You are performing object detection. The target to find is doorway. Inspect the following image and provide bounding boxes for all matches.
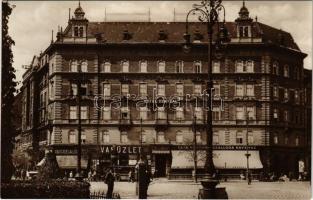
[154,154,167,177]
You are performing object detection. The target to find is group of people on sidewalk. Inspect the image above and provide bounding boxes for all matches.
[103,159,153,199]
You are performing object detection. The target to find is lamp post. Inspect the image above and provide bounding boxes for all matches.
[193,116,198,183]
[184,0,229,198]
[246,110,251,185]
[69,67,91,181]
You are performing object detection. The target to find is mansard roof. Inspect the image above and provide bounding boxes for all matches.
[61,21,300,51]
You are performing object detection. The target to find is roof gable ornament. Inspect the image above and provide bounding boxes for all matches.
[74,0,85,20]
[235,0,253,23]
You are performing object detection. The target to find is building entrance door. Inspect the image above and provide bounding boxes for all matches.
[154,154,167,177]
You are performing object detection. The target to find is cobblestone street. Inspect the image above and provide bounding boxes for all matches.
[90,179,311,199]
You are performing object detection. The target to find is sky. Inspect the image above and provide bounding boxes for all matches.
[8,1,312,89]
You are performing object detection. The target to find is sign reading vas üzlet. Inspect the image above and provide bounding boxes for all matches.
[100,145,142,154]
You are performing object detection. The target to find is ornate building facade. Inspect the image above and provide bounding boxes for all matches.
[20,3,310,178]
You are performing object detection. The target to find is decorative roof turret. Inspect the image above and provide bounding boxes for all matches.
[235,1,253,23]
[74,1,85,20]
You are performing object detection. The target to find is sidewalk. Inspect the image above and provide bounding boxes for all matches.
[90,179,311,199]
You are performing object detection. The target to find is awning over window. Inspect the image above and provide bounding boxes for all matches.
[171,150,263,169]
[213,150,263,169]
[56,155,88,169]
[171,150,205,169]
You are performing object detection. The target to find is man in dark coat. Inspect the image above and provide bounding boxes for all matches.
[105,168,115,199]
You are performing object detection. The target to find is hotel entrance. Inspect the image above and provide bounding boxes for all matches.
[154,154,168,177]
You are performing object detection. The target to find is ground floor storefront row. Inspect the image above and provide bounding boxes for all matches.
[40,144,308,180]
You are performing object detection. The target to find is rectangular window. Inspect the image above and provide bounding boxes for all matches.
[194,84,202,95]
[246,84,254,96]
[157,84,165,96]
[81,106,88,119]
[212,61,220,73]
[213,84,220,96]
[80,84,87,96]
[102,130,110,143]
[212,107,220,121]
[141,132,146,143]
[122,61,129,72]
[195,132,201,143]
[236,131,243,144]
[235,61,244,73]
[121,107,129,119]
[284,88,289,100]
[236,84,244,96]
[194,62,202,73]
[246,61,254,72]
[74,27,79,37]
[70,60,78,72]
[284,110,289,122]
[176,107,184,120]
[81,61,88,72]
[69,131,76,143]
[70,106,77,119]
[103,62,111,72]
[248,131,254,144]
[195,107,203,120]
[139,107,148,120]
[121,131,128,143]
[236,107,244,120]
[139,83,147,96]
[273,108,278,119]
[103,107,111,120]
[103,83,111,97]
[284,65,289,77]
[140,61,147,72]
[176,132,183,143]
[157,107,166,119]
[158,61,165,73]
[71,84,78,96]
[295,90,299,103]
[273,62,279,75]
[176,83,184,96]
[274,136,278,144]
[157,132,165,143]
[176,61,184,73]
[247,106,255,120]
[121,84,129,95]
[213,132,219,144]
[81,131,86,144]
[273,86,278,98]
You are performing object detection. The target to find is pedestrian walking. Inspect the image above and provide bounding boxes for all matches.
[105,168,115,199]
[129,169,134,182]
[144,169,152,197]
[21,169,26,180]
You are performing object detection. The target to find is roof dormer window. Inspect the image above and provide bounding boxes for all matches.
[73,26,84,37]
[238,26,250,38]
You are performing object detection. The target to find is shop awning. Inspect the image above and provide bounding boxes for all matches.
[213,150,263,169]
[171,150,263,169]
[56,155,88,169]
[171,151,205,169]
[36,158,46,167]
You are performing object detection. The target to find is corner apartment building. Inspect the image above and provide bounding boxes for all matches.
[20,3,310,178]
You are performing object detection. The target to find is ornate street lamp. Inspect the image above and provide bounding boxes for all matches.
[184,0,229,198]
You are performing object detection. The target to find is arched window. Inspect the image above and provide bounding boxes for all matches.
[273,135,278,144]
[212,61,220,73]
[175,61,184,73]
[273,62,279,75]
[194,61,202,73]
[102,61,111,72]
[158,61,166,73]
[157,131,165,143]
[70,60,78,72]
[121,131,128,143]
[284,65,289,77]
[121,60,129,72]
[246,60,254,72]
[235,60,244,73]
[81,60,88,72]
[139,60,147,73]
